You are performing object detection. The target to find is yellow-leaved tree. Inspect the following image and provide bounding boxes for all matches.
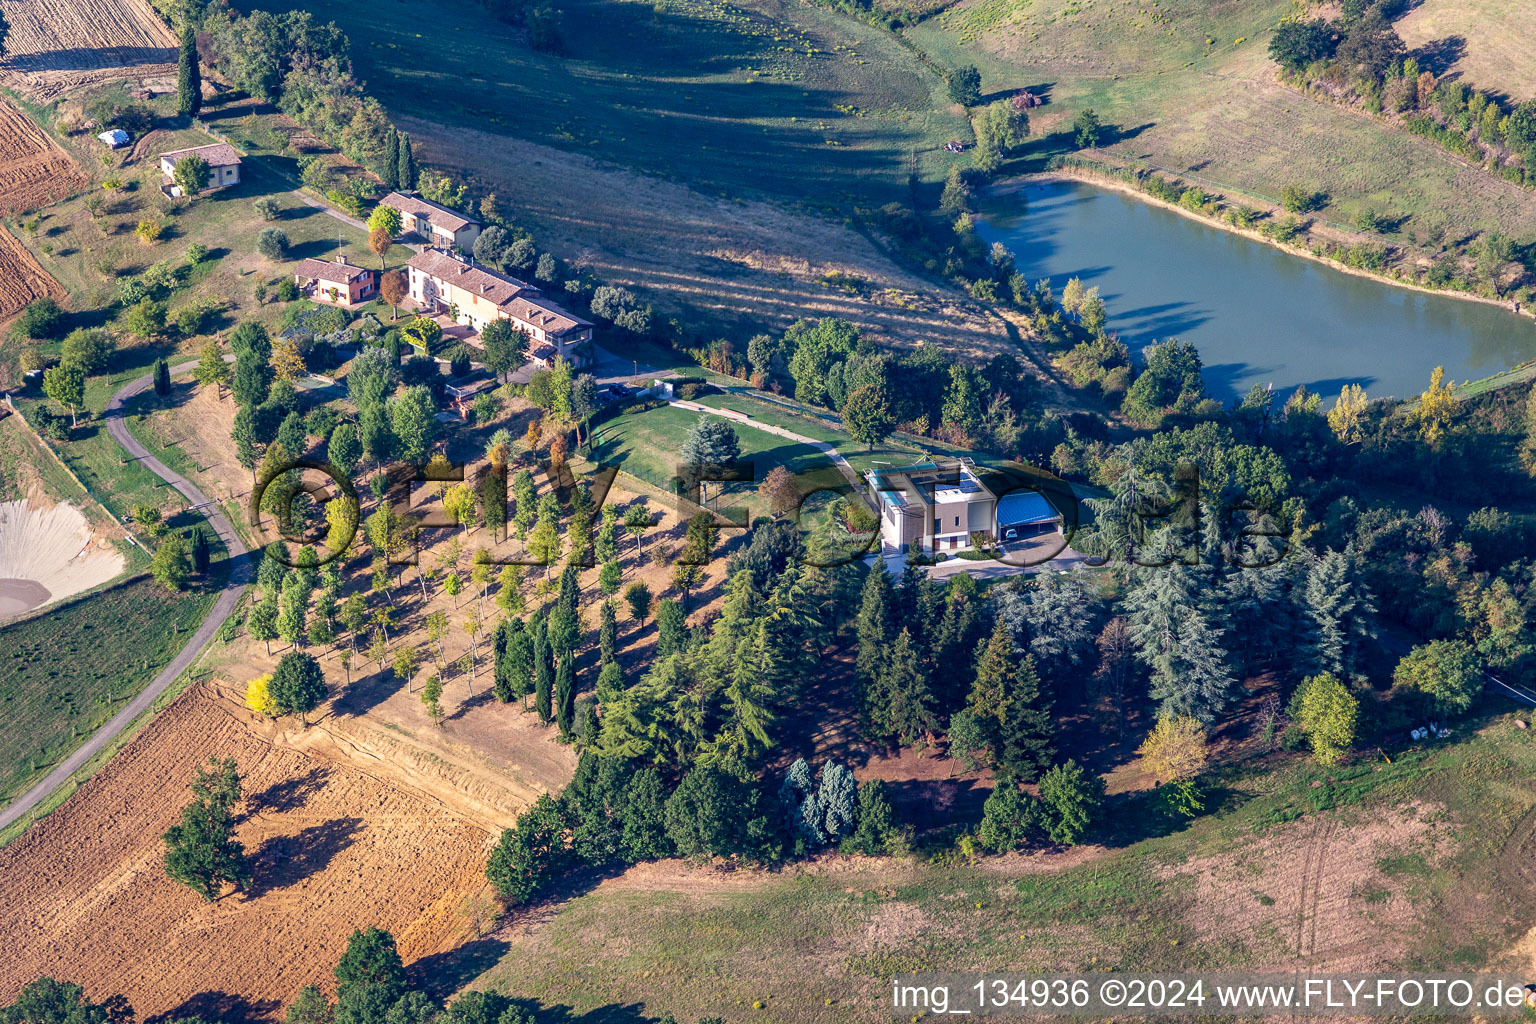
[1326,384,1369,445]
[1414,366,1456,448]
[1136,715,1209,785]
[244,673,276,718]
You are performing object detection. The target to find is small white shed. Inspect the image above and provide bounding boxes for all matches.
[97,129,131,148]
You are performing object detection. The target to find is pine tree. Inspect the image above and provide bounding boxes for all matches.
[176,20,202,118]
[872,628,938,747]
[969,617,1055,780]
[1300,548,1376,679]
[854,564,893,721]
[1149,609,1235,724]
[383,129,401,190]
[399,134,417,191]
[555,655,576,736]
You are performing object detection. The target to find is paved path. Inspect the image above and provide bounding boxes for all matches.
[0,361,250,833]
[670,399,862,489]
[291,188,368,233]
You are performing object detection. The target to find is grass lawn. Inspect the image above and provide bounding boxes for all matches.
[475,707,1536,1022]
[905,0,1536,242]
[589,402,846,518]
[0,568,223,809]
[244,0,970,207]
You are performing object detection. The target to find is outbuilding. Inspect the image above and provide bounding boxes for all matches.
[994,490,1063,542]
[96,129,131,148]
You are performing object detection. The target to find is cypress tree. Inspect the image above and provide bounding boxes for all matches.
[533,614,554,723]
[177,20,202,119]
[555,655,576,736]
[399,134,417,191]
[383,129,400,190]
[599,599,617,664]
[153,357,172,396]
[190,527,211,573]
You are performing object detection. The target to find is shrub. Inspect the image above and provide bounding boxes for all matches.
[10,297,63,340]
[275,278,300,301]
[253,197,281,221]
[256,227,290,260]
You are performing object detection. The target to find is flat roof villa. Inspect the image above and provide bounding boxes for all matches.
[866,459,1063,555]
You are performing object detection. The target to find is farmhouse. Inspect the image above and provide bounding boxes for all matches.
[381,192,483,251]
[406,248,595,367]
[158,143,242,196]
[294,255,379,307]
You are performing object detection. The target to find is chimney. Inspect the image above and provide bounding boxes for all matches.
[336,254,347,265]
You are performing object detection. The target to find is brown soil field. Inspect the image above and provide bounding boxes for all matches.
[398,116,1014,359]
[0,0,178,100]
[0,683,497,1021]
[0,225,67,320]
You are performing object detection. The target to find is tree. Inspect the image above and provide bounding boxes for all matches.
[976,779,1037,852]
[486,793,566,904]
[973,99,1029,172]
[392,645,420,691]
[421,674,444,725]
[842,779,902,856]
[1335,7,1404,82]
[270,651,327,725]
[1300,549,1375,679]
[248,600,279,655]
[335,927,406,1006]
[1137,715,1209,784]
[163,775,251,899]
[286,987,334,1024]
[151,535,191,591]
[152,357,171,397]
[871,628,939,748]
[389,385,440,464]
[177,18,202,117]
[555,655,576,736]
[195,340,231,395]
[398,134,417,191]
[1393,639,1482,718]
[1268,18,1336,72]
[854,563,893,714]
[367,204,402,239]
[1036,759,1102,845]
[173,153,209,199]
[379,271,408,320]
[624,580,652,623]
[966,619,1055,779]
[1073,108,1103,148]
[1477,232,1516,296]
[245,673,276,717]
[480,319,528,381]
[1326,383,1368,444]
[947,65,981,106]
[257,227,290,260]
[1288,673,1358,764]
[624,505,652,557]
[0,978,129,1024]
[60,328,114,375]
[757,465,800,517]
[841,385,894,451]
[42,362,85,427]
[1413,366,1456,447]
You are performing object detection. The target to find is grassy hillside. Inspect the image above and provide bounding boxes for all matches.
[473,707,1536,1022]
[1397,0,1536,101]
[905,0,1536,242]
[246,0,969,207]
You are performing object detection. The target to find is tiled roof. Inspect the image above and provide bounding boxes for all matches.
[505,296,592,339]
[407,249,534,307]
[294,258,373,284]
[159,142,241,167]
[382,192,479,234]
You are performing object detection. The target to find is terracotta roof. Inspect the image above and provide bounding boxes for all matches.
[294,257,374,284]
[159,142,241,167]
[407,249,534,307]
[505,295,592,339]
[382,192,479,234]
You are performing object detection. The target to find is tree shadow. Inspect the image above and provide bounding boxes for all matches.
[247,817,364,895]
[245,765,330,816]
[407,938,512,1001]
[1411,35,1466,76]
[149,992,281,1024]
[332,666,402,718]
[443,687,497,722]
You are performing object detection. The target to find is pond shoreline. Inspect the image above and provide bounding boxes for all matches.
[992,170,1535,325]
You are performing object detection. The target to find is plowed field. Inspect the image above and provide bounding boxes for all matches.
[0,226,66,320]
[0,0,178,99]
[0,100,76,317]
[0,684,495,1021]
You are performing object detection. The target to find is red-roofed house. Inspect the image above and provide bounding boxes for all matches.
[380,192,482,252]
[294,255,379,307]
[405,248,594,367]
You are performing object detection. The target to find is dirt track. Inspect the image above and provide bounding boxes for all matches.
[0,684,495,1020]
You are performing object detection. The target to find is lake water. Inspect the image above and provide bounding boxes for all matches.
[977,179,1536,403]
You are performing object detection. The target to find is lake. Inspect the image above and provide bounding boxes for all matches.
[977,178,1536,403]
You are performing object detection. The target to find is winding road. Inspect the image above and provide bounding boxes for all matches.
[0,360,250,834]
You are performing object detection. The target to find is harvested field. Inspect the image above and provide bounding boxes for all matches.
[0,0,178,100]
[0,228,66,321]
[400,117,1013,358]
[1397,0,1536,102]
[0,683,495,1021]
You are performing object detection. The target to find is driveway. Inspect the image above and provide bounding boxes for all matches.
[0,360,250,834]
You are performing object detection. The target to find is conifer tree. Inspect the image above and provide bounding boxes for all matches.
[1152,610,1234,724]
[153,357,172,396]
[855,564,893,720]
[533,613,554,722]
[399,135,417,191]
[968,617,1055,780]
[1299,548,1376,679]
[176,19,202,118]
[383,129,400,190]
[871,628,938,747]
[555,655,576,736]
[599,599,617,665]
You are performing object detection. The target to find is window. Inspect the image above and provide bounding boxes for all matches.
[955,516,960,527]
